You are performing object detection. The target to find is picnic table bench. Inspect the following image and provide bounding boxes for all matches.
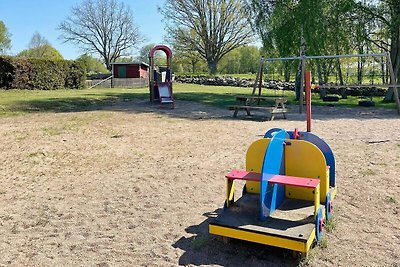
[228,96,288,120]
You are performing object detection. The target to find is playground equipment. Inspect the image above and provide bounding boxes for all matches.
[148,45,174,108]
[262,52,400,115]
[209,71,337,254]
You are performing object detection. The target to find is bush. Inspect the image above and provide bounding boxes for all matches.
[0,56,86,89]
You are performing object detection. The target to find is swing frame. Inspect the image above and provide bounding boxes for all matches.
[260,53,400,115]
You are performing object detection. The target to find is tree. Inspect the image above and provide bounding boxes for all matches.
[247,0,355,99]
[29,32,49,48]
[0,20,11,54]
[17,32,63,59]
[76,53,108,73]
[161,0,254,74]
[355,0,400,101]
[136,44,155,64]
[173,50,206,73]
[58,0,143,70]
[219,46,261,74]
[17,44,64,60]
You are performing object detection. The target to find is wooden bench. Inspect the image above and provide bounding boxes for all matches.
[225,170,319,188]
[225,169,320,217]
[228,105,288,120]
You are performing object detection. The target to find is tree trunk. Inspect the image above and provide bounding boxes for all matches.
[384,26,400,101]
[284,62,290,82]
[207,60,218,75]
[316,61,323,85]
[337,59,344,85]
[191,59,196,73]
[316,61,325,98]
[105,57,111,71]
[336,58,347,98]
[357,57,363,84]
[294,62,302,101]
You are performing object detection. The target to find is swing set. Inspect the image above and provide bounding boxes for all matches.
[260,52,400,114]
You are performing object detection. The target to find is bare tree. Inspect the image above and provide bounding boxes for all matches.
[161,0,254,74]
[29,32,49,49]
[58,0,143,70]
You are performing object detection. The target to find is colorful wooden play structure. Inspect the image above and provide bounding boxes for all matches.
[148,45,174,108]
[209,71,337,254]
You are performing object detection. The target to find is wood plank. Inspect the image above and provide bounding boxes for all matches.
[211,194,315,242]
[228,105,288,111]
[226,170,319,189]
[269,175,320,189]
[225,169,260,181]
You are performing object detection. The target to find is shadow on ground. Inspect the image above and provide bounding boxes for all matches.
[7,92,399,122]
[172,209,301,267]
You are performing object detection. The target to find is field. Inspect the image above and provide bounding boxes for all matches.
[0,85,399,266]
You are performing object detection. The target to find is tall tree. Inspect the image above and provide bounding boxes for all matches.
[18,33,63,59]
[0,20,11,54]
[248,0,355,99]
[58,0,143,70]
[355,0,400,101]
[76,53,108,73]
[161,0,254,74]
[136,44,156,64]
[29,32,49,48]
[17,44,64,60]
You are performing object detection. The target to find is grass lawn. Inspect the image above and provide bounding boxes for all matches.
[0,83,397,116]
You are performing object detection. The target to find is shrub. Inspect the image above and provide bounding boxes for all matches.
[0,56,86,89]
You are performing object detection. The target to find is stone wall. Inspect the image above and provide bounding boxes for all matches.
[175,75,387,97]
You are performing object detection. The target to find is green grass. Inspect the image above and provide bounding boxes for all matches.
[0,83,397,117]
[385,196,397,204]
[324,216,337,233]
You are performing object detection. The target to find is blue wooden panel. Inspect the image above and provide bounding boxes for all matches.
[264,128,283,138]
[259,129,287,221]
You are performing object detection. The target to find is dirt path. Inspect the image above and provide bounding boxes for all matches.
[0,100,399,266]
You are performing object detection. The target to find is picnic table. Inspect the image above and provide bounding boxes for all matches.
[228,96,288,120]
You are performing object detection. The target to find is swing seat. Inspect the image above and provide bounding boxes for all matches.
[358,100,375,107]
[322,95,340,102]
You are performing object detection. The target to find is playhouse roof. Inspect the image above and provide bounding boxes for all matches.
[110,62,149,67]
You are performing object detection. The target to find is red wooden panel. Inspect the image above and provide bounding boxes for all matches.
[268,175,320,188]
[127,65,139,78]
[225,169,260,181]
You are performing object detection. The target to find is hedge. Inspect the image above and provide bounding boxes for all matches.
[0,56,86,90]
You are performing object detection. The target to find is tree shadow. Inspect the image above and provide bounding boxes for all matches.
[172,209,300,267]
[6,91,398,122]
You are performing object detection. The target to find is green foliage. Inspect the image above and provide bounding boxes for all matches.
[18,44,64,60]
[172,50,207,73]
[76,53,108,73]
[0,56,86,90]
[0,20,11,54]
[136,43,155,64]
[219,46,261,74]
[115,56,135,63]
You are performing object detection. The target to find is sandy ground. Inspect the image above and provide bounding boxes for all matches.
[0,99,399,267]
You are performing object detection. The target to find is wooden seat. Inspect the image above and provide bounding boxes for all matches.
[225,169,321,218]
[227,105,287,120]
[225,169,319,188]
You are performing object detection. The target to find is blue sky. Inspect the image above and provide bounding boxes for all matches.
[1,0,166,59]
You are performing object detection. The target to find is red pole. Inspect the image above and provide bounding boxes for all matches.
[305,71,312,132]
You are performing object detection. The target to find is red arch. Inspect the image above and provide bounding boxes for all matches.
[148,45,173,58]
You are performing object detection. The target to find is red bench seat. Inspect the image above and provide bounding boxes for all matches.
[225,169,320,188]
